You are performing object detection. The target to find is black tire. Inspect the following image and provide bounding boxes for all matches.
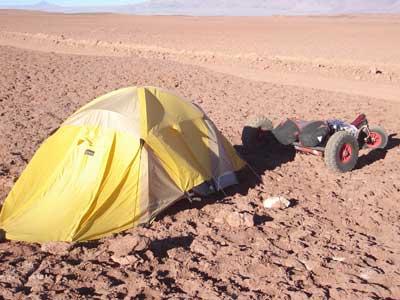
[241,116,273,148]
[324,131,359,173]
[366,126,388,149]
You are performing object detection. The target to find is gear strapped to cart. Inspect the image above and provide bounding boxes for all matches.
[241,114,388,173]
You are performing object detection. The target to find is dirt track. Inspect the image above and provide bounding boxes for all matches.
[0,11,400,299]
[1,11,400,101]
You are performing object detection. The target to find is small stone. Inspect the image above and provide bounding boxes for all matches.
[300,259,319,271]
[111,255,138,266]
[369,67,382,74]
[290,228,308,240]
[190,239,217,256]
[286,291,309,300]
[144,250,155,260]
[332,256,346,262]
[263,196,292,209]
[41,242,70,255]
[360,267,380,280]
[108,235,151,257]
[225,213,242,227]
[0,274,23,286]
[225,212,254,227]
[167,248,180,259]
[55,274,63,283]
[214,210,254,227]
[214,213,225,224]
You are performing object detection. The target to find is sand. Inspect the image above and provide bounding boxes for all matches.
[0,10,399,299]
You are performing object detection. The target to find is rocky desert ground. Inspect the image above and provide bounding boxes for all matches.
[0,10,399,299]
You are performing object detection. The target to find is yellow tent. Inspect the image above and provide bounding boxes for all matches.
[0,86,244,242]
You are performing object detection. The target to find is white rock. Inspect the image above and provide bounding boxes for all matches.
[263,196,291,209]
[332,256,346,262]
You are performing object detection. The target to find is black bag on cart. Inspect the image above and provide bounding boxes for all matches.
[272,119,329,147]
[298,121,330,147]
[272,119,299,145]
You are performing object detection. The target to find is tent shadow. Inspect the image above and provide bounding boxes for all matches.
[355,133,399,170]
[159,135,296,216]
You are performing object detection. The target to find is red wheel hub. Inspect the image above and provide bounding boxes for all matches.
[367,132,382,148]
[340,143,353,163]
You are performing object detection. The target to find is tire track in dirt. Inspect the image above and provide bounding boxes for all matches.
[1,30,400,102]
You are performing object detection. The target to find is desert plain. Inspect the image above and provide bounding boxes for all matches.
[0,10,399,299]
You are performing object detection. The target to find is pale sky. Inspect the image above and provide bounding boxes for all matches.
[0,0,145,6]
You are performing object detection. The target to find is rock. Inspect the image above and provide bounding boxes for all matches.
[0,274,23,286]
[225,212,254,227]
[111,255,138,266]
[298,258,320,271]
[215,211,254,227]
[359,267,380,280]
[190,238,217,256]
[41,242,70,255]
[286,291,310,300]
[167,248,181,260]
[108,235,151,257]
[144,250,155,260]
[369,67,382,74]
[214,210,226,224]
[262,196,291,209]
[332,256,346,262]
[290,228,308,240]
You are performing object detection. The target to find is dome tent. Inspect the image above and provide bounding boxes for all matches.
[0,86,244,242]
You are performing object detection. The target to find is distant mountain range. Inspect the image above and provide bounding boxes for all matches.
[2,0,400,15]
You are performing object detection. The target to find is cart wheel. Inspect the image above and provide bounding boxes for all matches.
[365,126,388,149]
[241,116,273,148]
[324,131,359,173]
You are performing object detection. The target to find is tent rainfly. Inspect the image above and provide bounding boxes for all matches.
[0,86,245,242]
